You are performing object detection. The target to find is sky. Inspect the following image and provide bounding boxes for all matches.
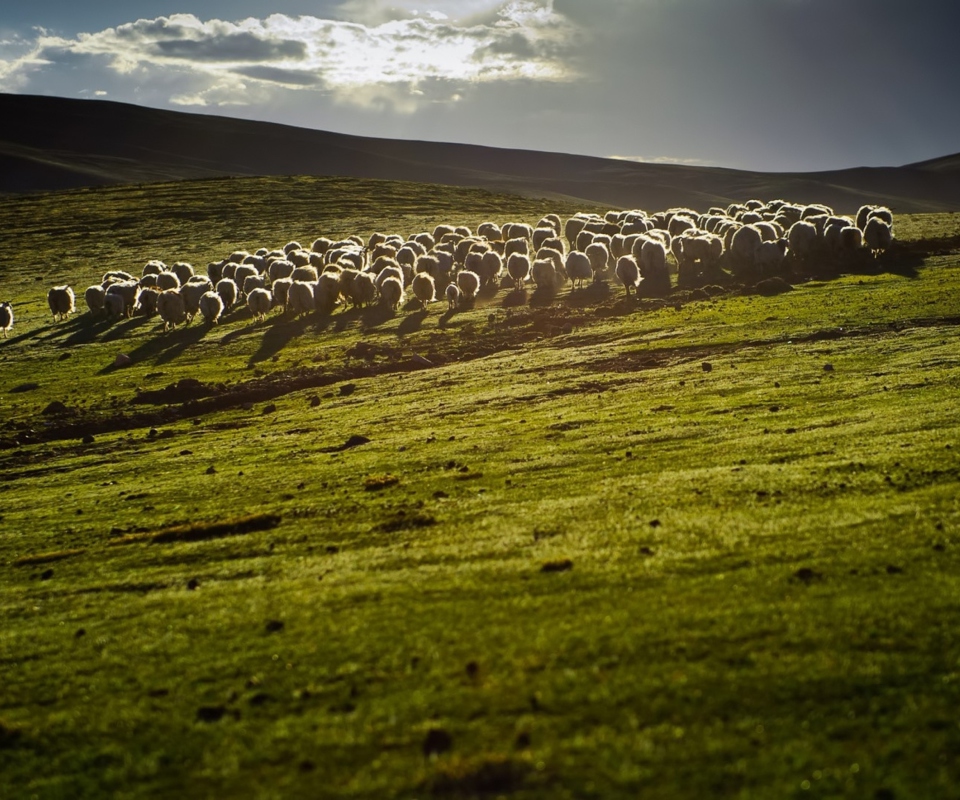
[1,0,958,173]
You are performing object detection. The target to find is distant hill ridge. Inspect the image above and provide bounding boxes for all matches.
[1,93,959,213]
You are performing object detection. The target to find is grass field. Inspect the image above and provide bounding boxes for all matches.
[1,178,960,799]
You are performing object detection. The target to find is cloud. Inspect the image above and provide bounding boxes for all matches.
[609,155,710,166]
[0,4,578,112]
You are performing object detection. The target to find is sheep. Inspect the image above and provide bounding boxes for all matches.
[787,221,818,263]
[0,302,13,338]
[207,260,225,284]
[199,291,224,325]
[637,238,671,295]
[157,289,186,332]
[181,279,213,322]
[156,271,181,292]
[506,254,531,291]
[268,259,295,283]
[755,240,788,276]
[412,272,436,309]
[312,237,333,255]
[533,227,557,251]
[445,282,461,310]
[455,270,481,303]
[270,277,293,313]
[502,223,533,241]
[136,287,160,317]
[142,260,165,277]
[101,270,136,287]
[585,242,611,280]
[247,287,272,323]
[531,259,560,293]
[288,281,316,318]
[170,262,195,286]
[375,265,405,292]
[478,222,502,242]
[227,250,250,264]
[379,276,404,311]
[105,280,140,318]
[48,286,75,322]
[139,274,159,290]
[615,256,641,298]
[243,274,266,297]
[840,225,864,253]
[352,272,377,308]
[234,264,261,292]
[283,241,303,255]
[566,251,593,290]
[396,245,420,269]
[504,237,529,261]
[314,272,341,316]
[432,224,456,242]
[863,217,893,256]
[728,225,764,275]
[84,285,106,316]
[215,277,238,311]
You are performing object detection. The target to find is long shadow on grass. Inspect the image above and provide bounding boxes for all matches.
[110,323,210,371]
[99,316,152,343]
[398,308,428,335]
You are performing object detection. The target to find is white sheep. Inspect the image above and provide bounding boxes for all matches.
[412,272,436,309]
[477,222,502,242]
[288,281,316,318]
[863,217,893,256]
[506,254,531,291]
[216,278,238,311]
[270,277,293,313]
[243,274,266,296]
[199,291,224,325]
[105,280,140,318]
[352,272,377,308]
[269,259,295,283]
[637,238,670,295]
[504,237,530,261]
[531,259,560,292]
[139,274,159,290]
[136,287,160,317]
[170,262,195,286]
[157,289,186,332]
[585,242,611,279]
[755,240,788,275]
[0,302,13,338]
[379,276,404,311]
[47,286,75,322]
[142,260,165,277]
[181,279,213,322]
[247,287,272,323]
[314,272,341,315]
[456,269,481,301]
[84,285,106,316]
[445,282,461,310]
[615,256,641,298]
[787,221,818,262]
[565,251,593,289]
[375,265,405,292]
[234,264,261,291]
[729,225,763,274]
[156,271,181,292]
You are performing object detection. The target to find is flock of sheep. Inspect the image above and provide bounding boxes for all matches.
[2,199,895,340]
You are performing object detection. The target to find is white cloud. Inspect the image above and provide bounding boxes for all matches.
[0,3,577,113]
[609,155,710,166]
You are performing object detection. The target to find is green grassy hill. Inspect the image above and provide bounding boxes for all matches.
[1,178,960,799]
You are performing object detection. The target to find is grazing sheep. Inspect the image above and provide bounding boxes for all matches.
[863,217,893,256]
[615,256,641,298]
[243,274,266,297]
[142,260,165,277]
[566,251,593,289]
[729,225,764,275]
[199,291,224,324]
[181,279,213,322]
[755,240,788,276]
[288,280,316,318]
[216,278,238,311]
[139,274,159,289]
[314,272,341,316]
[105,280,140,318]
[48,286,75,322]
[531,259,560,292]
[477,222,502,242]
[445,282,461,310]
[502,222,533,242]
[234,264,260,292]
[353,272,377,308]
[456,269,481,302]
[312,237,333,254]
[375,265,405,292]
[533,227,557,251]
[207,260,225,284]
[0,302,13,338]
[564,216,591,247]
[103,290,123,319]
[412,272,436,309]
[379,276,404,311]
[585,242,611,279]
[84,285,106,316]
[247,287,272,323]
[637,238,671,295]
[268,259,295,283]
[506,254,531,291]
[283,241,303,255]
[504,237,529,261]
[170,262,195,286]
[157,289,186,332]
[787,221,818,263]
[101,270,136,287]
[136,287,160,317]
[270,277,293,313]
[156,271,181,292]
[840,226,864,253]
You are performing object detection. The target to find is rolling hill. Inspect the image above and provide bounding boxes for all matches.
[2,93,959,213]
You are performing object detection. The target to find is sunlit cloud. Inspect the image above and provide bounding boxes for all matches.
[0,3,578,112]
[609,155,711,166]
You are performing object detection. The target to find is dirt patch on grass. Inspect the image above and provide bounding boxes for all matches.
[427,755,531,797]
[109,513,281,546]
[12,548,87,567]
[375,511,437,533]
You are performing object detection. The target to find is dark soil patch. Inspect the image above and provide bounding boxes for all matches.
[428,755,530,797]
[109,513,281,546]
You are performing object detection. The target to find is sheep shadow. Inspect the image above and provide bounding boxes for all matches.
[563,283,609,308]
[398,309,429,335]
[113,322,210,371]
[502,289,527,308]
[529,286,558,307]
[361,305,394,330]
[99,316,152,343]
[247,316,308,364]
[437,309,456,328]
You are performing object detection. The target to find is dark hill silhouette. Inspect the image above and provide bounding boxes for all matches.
[2,93,959,213]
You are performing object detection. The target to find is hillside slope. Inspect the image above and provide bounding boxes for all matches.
[2,93,960,212]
